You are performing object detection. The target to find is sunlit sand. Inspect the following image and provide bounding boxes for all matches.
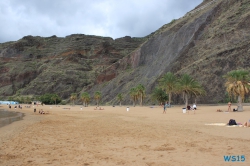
[0,104,250,165]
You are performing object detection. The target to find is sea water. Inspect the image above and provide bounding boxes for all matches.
[0,109,24,127]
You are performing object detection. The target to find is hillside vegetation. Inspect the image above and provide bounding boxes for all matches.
[0,0,250,105]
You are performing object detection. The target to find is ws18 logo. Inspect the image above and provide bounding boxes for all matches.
[224,155,245,162]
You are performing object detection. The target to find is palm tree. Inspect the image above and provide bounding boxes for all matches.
[70,93,77,106]
[85,95,90,107]
[159,72,178,106]
[80,93,85,106]
[223,69,250,111]
[117,93,123,106]
[94,91,102,106]
[178,74,205,108]
[20,96,24,104]
[81,92,90,107]
[130,87,138,107]
[25,96,31,104]
[136,84,146,106]
[151,87,168,105]
[51,94,59,105]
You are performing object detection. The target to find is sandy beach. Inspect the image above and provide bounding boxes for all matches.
[0,104,250,166]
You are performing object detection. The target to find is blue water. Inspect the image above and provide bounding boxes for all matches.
[0,109,24,128]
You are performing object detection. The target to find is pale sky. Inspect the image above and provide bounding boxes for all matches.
[0,0,203,43]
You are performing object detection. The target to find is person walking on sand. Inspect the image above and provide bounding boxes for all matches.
[163,102,167,114]
[228,102,232,112]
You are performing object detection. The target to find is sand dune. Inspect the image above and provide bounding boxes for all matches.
[0,104,249,166]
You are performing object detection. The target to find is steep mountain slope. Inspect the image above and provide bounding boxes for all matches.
[90,0,250,104]
[0,0,249,105]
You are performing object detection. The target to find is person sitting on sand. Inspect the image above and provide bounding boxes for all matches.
[216,109,223,112]
[99,107,104,110]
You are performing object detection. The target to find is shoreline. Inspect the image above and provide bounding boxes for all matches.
[0,109,25,128]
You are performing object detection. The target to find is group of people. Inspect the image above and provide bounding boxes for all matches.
[94,107,104,110]
[217,102,239,112]
[38,109,47,114]
[33,108,47,114]
[8,104,23,109]
[218,102,250,127]
[162,102,197,114]
[187,104,197,110]
[186,103,197,114]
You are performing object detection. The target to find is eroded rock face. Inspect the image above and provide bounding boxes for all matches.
[88,0,250,104]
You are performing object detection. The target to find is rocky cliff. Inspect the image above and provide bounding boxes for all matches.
[88,0,250,104]
[0,0,250,105]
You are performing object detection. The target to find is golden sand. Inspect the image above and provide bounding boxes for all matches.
[0,104,250,166]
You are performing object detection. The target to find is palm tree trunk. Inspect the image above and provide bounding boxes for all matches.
[140,94,143,106]
[169,93,171,106]
[120,101,121,107]
[238,95,243,111]
[185,93,188,108]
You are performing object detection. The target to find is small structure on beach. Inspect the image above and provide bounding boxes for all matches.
[0,101,19,105]
[32,101,42,105]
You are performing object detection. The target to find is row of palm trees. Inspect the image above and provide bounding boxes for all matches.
[69,69,250,111]
[70,91,101,107]
[157,69,250,111]
[69,84,146,107]
[158,72,206,108]
[68,73,206,108]
[128,72,206,108]
[129,84,146,107]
